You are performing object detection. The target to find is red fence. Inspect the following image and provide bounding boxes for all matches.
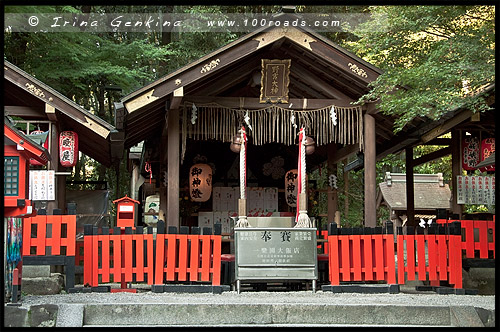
[154,234,221,286]
[327,227,396,285]
[22,214,76,256]
[83,226,154,287]
[396,223,463,289]
[83,226,222,288]
[436,217,495,259]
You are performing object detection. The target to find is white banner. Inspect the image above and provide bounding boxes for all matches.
[29,170,55,201]
[457,175,495,205]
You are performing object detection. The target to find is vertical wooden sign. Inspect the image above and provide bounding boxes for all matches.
[285,169,298,207]
[260,59,291,104]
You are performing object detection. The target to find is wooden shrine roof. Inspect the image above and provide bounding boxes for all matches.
[4,116,50,164]
[4,60,121,167]
[378,173,451,211]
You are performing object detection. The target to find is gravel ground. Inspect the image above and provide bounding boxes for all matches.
[18,286,496,311]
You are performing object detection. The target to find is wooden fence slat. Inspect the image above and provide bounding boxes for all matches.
[406,235,416,281]
[352,235,362,280]
[464,220,475,258]
[37,215,47,255]
[427,234,437,281]
[178,236,188,281]
[384,234,396,284]
[65,215,76,256]
[488,220,495,258]
[340,236,350,281]
[166,235,177,281]
[362,235,373,281]
[50,216,61,255]
[201,236,211,281]
[22,217,32,256]
[374,235,384,280]
[124,234,133,281]
[100,235,110,283]
[146,234,154,284]
[134,234,144,282]
[437,234,447,281]
[92,233,99,287]
[189,235,200,282]
[154,234,165,284]
[416,235,426,281]
[83,231,93,285]
[328,236,340,285]
[211,235,222,286]
[112,234,122,283]
[476,221,488,259]
[397,235,405,284]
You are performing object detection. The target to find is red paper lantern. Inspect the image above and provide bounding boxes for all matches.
[480,138,495,172]
[59,131,78,167]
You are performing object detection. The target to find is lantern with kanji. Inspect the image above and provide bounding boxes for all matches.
[462,136,480,171]
[59,131,78,167]
[285,169,298,207]
[189,163,212,202]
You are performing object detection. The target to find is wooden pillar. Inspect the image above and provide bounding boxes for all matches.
[327,143,338,224]
[363,113,376,227]
[451,129,463,218]
[405,147,415,227]
[343,157,349,219]
[167,108,180,228]
[159,132,168,224]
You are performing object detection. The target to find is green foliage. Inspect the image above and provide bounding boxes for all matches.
[349,5,495,132]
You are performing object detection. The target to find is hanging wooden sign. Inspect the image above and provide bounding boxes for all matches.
[285,169,298,207]
[462,136,480,171]
[189,163,212,202]
[260,59,291,104]
[479,138,495,172]
[59,131,78,167]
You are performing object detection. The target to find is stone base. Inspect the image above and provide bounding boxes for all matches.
[21,273,65,295]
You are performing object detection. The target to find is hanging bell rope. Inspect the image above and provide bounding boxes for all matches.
[295,128,312,228]
[235,126,250,228]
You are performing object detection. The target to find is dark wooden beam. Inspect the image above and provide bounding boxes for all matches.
[422,138,451,146]
[170,87,183,110]
[420,109,472,143]
[405,147,415,227]
[412,146,451,167]
[4,105,43,117]
[364,113,376,227]
[184,96,356,109]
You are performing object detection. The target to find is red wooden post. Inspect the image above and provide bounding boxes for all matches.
[362,234,373,281]
[50,216,62,255]
[37,215,47,255]
[92,229,99,287]
[166,234,177,281]
[211,235,222,286]
[416,235,426,281]
[189,235,200,282]
[476,221,488,259]
[340,235,350,282]
[328,235,340,285]
[426,233,438,281]
[396,233,405,285]
[178,235,188,281]
[112,230,122,283]
[154,234,165,284]
[488,220,495,258]
[145,234,154,285]
[437,232,447,281]
[374,235,384,280]
[201,236,211,281]
[384,234,396,284]
[100,234,110,283]
[124,232,133,282]
[352,235,362,280]
[133,234,144,282]
[406,232,416,281]
[464,220,474,258]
